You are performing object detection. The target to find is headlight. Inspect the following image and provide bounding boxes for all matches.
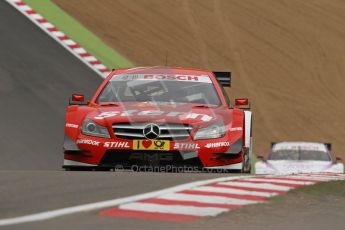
[82,119,110,138]
[194,121,226,140]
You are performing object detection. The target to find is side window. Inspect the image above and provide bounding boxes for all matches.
[220,85,231,106]
[214,77,230,106]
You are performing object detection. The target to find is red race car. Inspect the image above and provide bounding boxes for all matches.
[63,67,252,172]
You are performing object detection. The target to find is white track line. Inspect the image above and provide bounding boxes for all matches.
[119,202,228,216]
[218,181,292,191]
[284,175,340,181]
[158,193,259,205]
[0,175,250,226]
[293,174,345,180]
[190,186,277,197]
[241,178,315,185]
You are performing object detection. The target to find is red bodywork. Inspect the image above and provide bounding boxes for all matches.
[63,67,249,169]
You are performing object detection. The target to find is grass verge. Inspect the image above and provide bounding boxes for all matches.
[269,180,345,205]
[251,154,258,174]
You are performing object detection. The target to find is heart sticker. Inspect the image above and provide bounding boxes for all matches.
[142,140,152,149]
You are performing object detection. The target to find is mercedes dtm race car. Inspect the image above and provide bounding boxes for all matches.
[255,141,344,174]
[63,67,253,172]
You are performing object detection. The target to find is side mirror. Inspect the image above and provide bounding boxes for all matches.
[336,156,343,162]
[256,154,266,162]
[256,154,264,159]
[234,98,250,109]
[69,94,87,105]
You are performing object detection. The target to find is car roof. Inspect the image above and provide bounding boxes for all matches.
[113,66,214,76]
[272,141,328,152]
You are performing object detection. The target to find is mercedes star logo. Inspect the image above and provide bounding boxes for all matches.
[143,123,160,139]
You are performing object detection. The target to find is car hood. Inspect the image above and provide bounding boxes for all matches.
[264,160,335,174]
[87,102,230,126]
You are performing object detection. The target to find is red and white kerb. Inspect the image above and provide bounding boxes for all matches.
[6,0,111,77]
[99,173,345,222]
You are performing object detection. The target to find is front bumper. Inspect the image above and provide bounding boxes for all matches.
[63,134,243,168]
[255,162,345,175]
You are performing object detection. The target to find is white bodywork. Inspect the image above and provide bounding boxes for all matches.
[244,111,252,158]
[255,142,344,175]
[63,159,97,167]
[205,162,242,170]
[255,160,344,174]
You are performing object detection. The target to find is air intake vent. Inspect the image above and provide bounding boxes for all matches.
[112,123,192,140]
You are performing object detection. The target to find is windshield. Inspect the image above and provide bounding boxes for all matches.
[97,74,221,105]
[268,149,331,161]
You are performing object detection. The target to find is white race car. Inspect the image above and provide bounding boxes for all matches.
[255,141,344,174]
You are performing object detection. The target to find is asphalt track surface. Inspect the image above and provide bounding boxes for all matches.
[0,2,234,229]
[0,1,102,171]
